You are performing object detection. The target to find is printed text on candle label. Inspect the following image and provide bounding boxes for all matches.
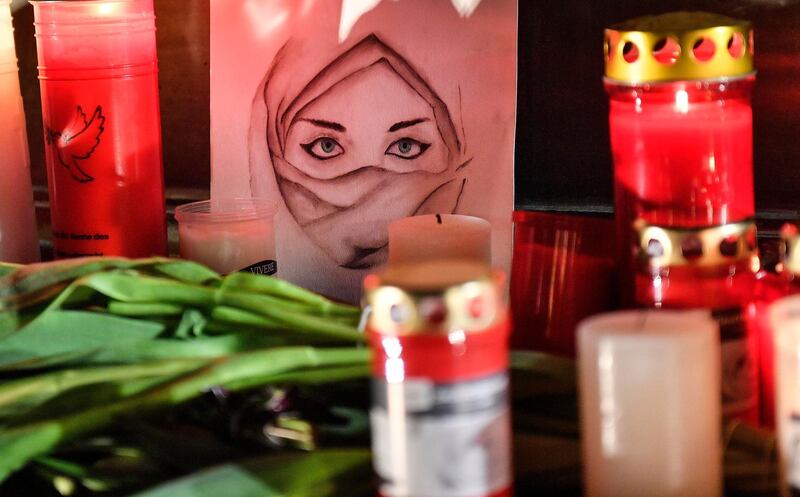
[240,260,277,276]
[53,231,110,257]
[371,373,511,497]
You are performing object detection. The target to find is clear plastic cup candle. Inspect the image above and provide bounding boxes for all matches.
[175,199,278,276]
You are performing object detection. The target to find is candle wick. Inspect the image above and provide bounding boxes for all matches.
[436,214,443,225]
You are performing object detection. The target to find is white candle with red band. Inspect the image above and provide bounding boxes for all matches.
[366,260,511,497]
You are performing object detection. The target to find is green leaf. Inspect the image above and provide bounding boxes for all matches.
[0,258,166,311]
[0,263,19,278]
[128,450,373,497]
[150,260,220,285]
[107,302,185,317]
[78,272,217,307]
[0,422,64,483]
[0,311,164,369]
[0,359,204,422]
[0,347,369,483]
[215,291,363,342]
[81,334,287,365]
[174,309,209,339]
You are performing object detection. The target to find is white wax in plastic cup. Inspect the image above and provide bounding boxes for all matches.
[175,198,278,276]
[770,294,800,497]
[578,309,722,497]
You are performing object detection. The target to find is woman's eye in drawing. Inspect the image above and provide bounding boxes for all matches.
[301,137,345,160]
[385,138,431,160]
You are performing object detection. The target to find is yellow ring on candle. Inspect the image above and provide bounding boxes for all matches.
[605,12,754,84]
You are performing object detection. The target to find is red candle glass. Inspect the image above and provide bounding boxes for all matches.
[32,0,166,258]
[365,261,512,497]
[510,210,616,357]
[606,12,759,422]
[750,226,800,427]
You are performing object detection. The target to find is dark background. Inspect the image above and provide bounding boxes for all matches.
[11,1,800,219]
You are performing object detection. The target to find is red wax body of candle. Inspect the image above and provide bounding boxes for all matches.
[33,0,166,258]
[510,211,616,357]
[610,81,754,228]
[608,78,759,422]
[635,261,760,424]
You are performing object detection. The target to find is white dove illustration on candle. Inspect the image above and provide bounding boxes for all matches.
[45,105,105,183]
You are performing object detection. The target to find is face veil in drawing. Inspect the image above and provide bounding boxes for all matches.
[251,34,470,269]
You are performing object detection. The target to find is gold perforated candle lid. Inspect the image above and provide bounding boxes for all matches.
[364,260,505,336]
[605,12,754,83]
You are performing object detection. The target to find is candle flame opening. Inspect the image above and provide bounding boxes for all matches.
[97,3,115,16]
[675,89,690,114]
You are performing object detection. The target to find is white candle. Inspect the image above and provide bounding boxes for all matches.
[770,295,800,497]
[388,214,491,265]
[578,310,721,497]
[175,199,277,275]
[0,0,39,264]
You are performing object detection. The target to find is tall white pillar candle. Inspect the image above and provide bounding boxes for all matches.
[388,214,491,265]
[771,295,800,497]
[578,310,721,497]
[0,0,39,263]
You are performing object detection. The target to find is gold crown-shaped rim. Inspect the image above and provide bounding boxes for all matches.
[634,219,757,269]
[364,261,505,336]
[605,12,754,83]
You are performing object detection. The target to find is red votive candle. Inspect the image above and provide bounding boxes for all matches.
[365,261,512,497]
[606,12,759,422]
[32,0,166,258]
[750,226,800,427]
[510,211,616,357]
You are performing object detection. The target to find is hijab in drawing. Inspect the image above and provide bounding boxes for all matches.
[250,34,469,269]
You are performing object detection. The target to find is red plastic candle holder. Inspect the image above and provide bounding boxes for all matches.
[33,0,167,258]
[510,210,616,357]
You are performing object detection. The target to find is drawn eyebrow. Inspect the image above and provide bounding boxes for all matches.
[299,118,347,132]
[388,118,429,132]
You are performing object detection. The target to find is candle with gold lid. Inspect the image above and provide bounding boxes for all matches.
[606,11,759,422]
[365,260,511,497]
[0,0,39,264]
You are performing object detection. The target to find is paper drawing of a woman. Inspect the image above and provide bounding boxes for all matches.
[250,34,470,270]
